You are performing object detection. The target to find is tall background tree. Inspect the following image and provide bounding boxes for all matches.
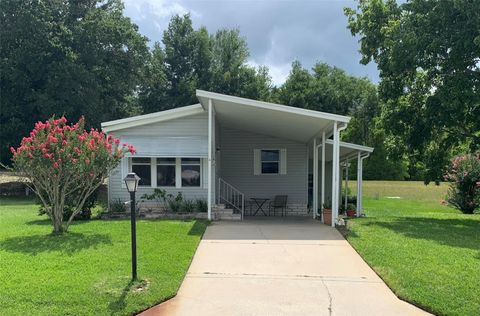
[274,61,406,180]
[137,14,272,114]
[2,3,405,181]
[0,0,148,165]
[345,0,480,183]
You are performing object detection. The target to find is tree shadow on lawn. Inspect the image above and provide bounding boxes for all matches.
[25,218,90,226]
[364,217,480,252]
[0,232,112,255]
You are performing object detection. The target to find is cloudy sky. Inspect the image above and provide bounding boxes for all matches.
[123,0,379,86]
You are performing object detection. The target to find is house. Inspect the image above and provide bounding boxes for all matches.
[101,90,373,226]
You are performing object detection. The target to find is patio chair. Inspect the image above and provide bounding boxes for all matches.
[269,195,288,216]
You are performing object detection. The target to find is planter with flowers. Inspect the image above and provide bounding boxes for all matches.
[346,203,357,217]
[322,199,332,225]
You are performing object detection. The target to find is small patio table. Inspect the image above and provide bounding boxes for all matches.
[250,198,270,216]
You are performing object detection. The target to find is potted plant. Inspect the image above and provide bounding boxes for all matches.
[322,199,332,225]
[346,203,356,217]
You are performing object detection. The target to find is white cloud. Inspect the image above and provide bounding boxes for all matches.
[123,0,198,32]
[124,0,189,19]
[248,60,291,87]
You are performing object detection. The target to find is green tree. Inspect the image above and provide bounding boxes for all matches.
[10,116,134,233]
[0,0,148,165]
[162,13,199,107]
[137,43,169,113]
[138,15,272,114]
[345,0,480,183]
[277,61,405,180]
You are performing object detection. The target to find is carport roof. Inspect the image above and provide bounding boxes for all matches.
[101,90,352,143]
[197,90,351,143]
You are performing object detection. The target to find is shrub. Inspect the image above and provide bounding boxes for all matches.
[444,153,480,214]
[10,116,134,233]
[181,200,196,213]
[141,188,168,209]
[166,192,183,213]
[109,199,127,213]
[195,199,208,213]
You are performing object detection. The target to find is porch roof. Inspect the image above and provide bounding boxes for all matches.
[196,90,351,143]
[309,140,374,161]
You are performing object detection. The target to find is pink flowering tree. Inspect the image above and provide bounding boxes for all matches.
[10,117,135,233]
[444,153,480,214]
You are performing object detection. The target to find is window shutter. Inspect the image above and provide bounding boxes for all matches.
[202,158,208,188]
[280,149,287,175]
[253,149,261,175]
[121,157,129,188]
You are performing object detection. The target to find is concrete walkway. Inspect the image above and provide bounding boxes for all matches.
[141,218,429,316]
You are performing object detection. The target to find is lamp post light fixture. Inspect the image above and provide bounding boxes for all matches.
[124,172,141,281]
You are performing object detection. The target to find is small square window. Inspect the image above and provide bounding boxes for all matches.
[261,150,280,174]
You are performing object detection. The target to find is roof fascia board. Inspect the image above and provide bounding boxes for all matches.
[101,104,204,133]
[325,139,374,152]
[196,90,351,123]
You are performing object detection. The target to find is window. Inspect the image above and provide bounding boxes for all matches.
[261,150,280,174]
[181,158,201,187]
[131,158,151,186]
[254,149,286,175]
[128,157,203,188]
[157,158,176,187]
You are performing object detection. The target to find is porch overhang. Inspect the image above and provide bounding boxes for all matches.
[196,90,350,143]
[312,140,374,162]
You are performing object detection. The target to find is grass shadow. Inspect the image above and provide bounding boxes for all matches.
[365,217,480,252]
[187,219,208,236]
[0,196,36,205]
[108,279,149,315]
[108,280,134,315]
[25,218,91,226]
[0,232,112,255]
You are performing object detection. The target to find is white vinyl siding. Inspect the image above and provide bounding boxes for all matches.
[220,126,307,204]
[108,112,208,206]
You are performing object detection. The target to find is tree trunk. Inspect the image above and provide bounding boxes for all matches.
[52,205,65,234]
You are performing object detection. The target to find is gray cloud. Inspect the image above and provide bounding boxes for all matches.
[123,0,379,85]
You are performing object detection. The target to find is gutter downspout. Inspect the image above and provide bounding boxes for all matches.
[333,123,348,226]
[356,153,370,217]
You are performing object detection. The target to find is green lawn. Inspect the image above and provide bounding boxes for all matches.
[344,181,480,316]
[0,198,208,316]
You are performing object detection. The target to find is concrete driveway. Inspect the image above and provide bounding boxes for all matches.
[141,218,429,316]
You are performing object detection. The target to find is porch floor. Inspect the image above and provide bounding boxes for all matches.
[141,219,429,316]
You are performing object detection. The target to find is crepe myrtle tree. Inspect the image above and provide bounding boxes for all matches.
[444,153,480,214]
[10,116,135,234]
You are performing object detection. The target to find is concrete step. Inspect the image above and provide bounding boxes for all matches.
[213,209,234,215]
[215,213,242,221]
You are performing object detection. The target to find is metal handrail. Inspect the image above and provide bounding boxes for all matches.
[217,177,245,220]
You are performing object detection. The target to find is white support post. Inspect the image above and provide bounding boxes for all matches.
[339,162,343,214]
[356,152,361,217]
[207,99,213,220]
[345,158,349,210]
[321,131,326,223]
[312,138,318,219]
[332,122,347,226]
[331,122,337,227]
